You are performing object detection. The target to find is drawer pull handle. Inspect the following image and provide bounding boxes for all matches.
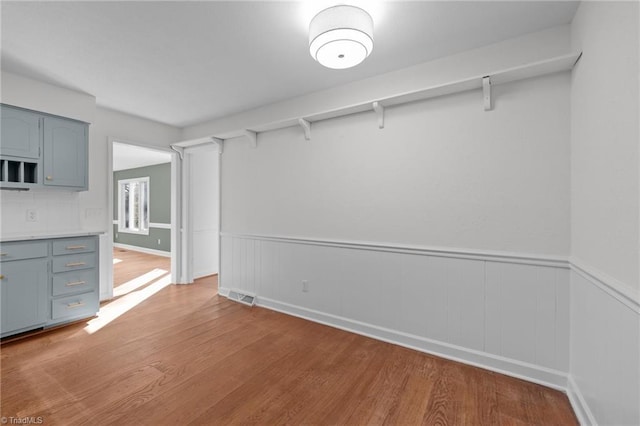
[66,245,86,250]
[66,280,86,287]
[65,262,86,267]
[0,253,7,256]
[66,301,85,309]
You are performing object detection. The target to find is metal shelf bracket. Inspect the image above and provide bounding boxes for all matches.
[298,118,311,140]
[245,130,257,148]
[483,76,492,111]
[372,101,385,129]
[211,137,224,154]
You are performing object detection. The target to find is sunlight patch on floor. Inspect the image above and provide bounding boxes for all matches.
[85,273,171,334]
[113,258,122,265]
[113,268,168,298]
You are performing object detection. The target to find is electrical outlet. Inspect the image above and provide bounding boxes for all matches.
[26,209,38,222]
[302,280,309,293]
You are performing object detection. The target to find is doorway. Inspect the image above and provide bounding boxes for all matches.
[106,139,179,299]
[181,143,220,283]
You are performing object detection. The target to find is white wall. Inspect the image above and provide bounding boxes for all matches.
[221,73,570,256]
[187,145,219,279]
[568,2,640,425]
[571,1,639,295]
[86,107,182,233]
[92,107,181,297]
[202,27,574,389]
[1,71,95,124]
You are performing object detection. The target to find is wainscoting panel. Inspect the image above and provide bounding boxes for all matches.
[192,229,219,279]
[485,263,568,370]
[220,234,570,388]
[569,269,639,426]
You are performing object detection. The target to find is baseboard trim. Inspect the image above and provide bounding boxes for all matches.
[221,232,567,268]
[194,270,219,280]
[113,243,171,258]
[567,375,596,426]
[219,287,568,391]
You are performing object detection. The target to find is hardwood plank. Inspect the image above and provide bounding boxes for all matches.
[0,249,578,425]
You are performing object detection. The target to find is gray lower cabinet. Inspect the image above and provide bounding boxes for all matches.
[0,257,48,336]
[49,237,99,324]
[0,235,99,338]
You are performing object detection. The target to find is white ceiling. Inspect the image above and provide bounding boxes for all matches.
[113,142,171,171]
[1,1,578,128]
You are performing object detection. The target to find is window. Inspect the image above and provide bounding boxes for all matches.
[118,177,149,234]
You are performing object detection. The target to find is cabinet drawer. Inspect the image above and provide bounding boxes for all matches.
[0,241,48,262]
[52,253,96,273]
[51,291,98,321]
[52,238,96,255]
[52,269,97,297]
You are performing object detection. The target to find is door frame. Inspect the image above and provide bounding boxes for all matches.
[106,137,181,299]
[181,142,221,284]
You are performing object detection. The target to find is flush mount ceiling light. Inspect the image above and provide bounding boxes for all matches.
[309,5,374,70]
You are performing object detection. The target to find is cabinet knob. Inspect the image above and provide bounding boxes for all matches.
[46,176,53,180]
[0,275,4,280]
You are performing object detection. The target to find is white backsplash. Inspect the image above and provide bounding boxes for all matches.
[1,189,82,236]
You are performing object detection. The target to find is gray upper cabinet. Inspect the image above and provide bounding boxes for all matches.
[0,104,88,191]
[43,116,88,189]
[0,105,41,159]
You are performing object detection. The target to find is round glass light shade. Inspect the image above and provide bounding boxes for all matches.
[309,5,374,70]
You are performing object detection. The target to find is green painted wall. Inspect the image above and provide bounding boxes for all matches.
[113,162,171,252]
[113,224,170,252]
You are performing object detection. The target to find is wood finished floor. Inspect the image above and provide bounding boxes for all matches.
[0,250,578,425]
[113,248,171,289]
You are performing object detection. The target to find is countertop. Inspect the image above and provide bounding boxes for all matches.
[0,230,104,243]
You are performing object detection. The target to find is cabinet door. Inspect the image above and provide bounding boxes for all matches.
[43,116,87,189]
[0,258,48,335]
[0,105,41,159]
